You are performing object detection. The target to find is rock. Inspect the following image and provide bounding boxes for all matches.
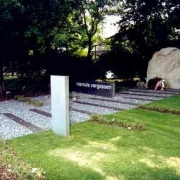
[147,47,180,89]
[136,81,147,89]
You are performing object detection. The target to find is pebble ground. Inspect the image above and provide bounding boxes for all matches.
[0,88,179,140]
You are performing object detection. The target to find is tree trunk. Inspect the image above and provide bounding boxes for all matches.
[0,55,5,96]
[87,36,92,60]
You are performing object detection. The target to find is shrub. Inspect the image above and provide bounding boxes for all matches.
[14,96,44,107]
[90,114,146,130]
[5,75,50,96]
[139,105,180,115]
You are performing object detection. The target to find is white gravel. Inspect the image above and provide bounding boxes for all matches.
[127,88,180,94]
[72,102,117,114]
[119,92,172,99]
[0,114,32,140]
[70,111,89,123]
[75,99,136,109]
[117,94,163,100]
[71,93,152,104]
[0,89,177,140]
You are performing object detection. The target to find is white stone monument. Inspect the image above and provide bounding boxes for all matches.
[51,75,70,137]
[147,47,180,89]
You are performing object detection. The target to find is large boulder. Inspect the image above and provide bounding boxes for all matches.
[147,47,180,89]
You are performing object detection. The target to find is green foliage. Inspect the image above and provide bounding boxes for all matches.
[14,95,29,102]
[139,94,180,114]
[14,95,44,107]
[5,76,50,95]
[95,48,136,80]
[77,0,116,59]
[2,0,180,90]
[23,0,81,53]
[139,105,180,115]
[0,0,25,93]
[0,0,83,85]
[90,114,146,130]
[111,0,180,78]
[0,0,116,90]
[52,12,88,55]
[115,85,127,92]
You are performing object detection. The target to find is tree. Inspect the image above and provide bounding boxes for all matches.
[0,0,24,95]
[111,0,180,78]
[51,11,88,55]
[49,0,117,59]
[77,0,116,59]
[23,0,81,54]
[0,0,81,95]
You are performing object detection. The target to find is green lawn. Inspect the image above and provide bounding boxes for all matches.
[7,94,180,180]
[139,94,180,111]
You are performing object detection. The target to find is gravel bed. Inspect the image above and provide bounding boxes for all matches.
[125,88,180,94]
[76,99,136,109]
[0,100,51,130]
[72,102,117,114]
[71,92,152,104]
[12,110,51,130]
[0,114,32,140]
[70,111,89,123]
[117,94,163,100]
[110,96,151,104]
[0,89,173,140]
[119,91,172,97]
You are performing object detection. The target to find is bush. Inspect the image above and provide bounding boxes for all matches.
[90,114,146,130]
[14,95,44,107]
[5,75,50,96]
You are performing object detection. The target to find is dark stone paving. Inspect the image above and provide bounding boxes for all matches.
[73,101,123,111]
[117,95,154,101]
[3,113,44,133]
[71,108,93,115]
[30,108,87,123]
[126,88,180,94]
[30,109,51,118]
[89,97,140,106]
[119,92,170,98]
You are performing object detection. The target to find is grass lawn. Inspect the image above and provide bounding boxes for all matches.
[139,94,180,111]
[7,95,180,180]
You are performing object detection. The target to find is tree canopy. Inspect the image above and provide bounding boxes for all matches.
[109,0,180,78]
[1,0,180,95]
